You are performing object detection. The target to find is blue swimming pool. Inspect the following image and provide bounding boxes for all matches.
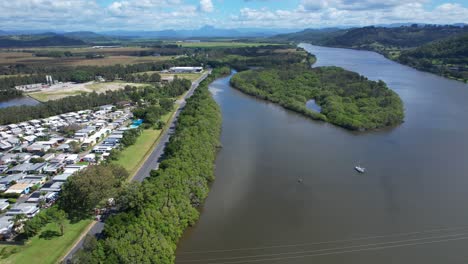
[129,119,143,128]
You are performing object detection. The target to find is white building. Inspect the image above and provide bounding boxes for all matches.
[168,67,203,73]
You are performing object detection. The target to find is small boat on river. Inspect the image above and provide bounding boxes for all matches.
[355,165,366,173]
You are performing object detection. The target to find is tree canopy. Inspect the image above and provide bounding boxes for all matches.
[230,66,404,130]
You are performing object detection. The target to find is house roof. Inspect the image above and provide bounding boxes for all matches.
[0,174,26,184]
[7,204,39,215]
[52,173,73,182]
[41,181,64,192]
[8,162,46,173]
[0,216,13,233]
[5,183,31,193]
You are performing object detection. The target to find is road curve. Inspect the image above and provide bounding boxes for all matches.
[61,70,211,263]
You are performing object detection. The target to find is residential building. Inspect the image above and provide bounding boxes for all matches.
[6,204,39,218]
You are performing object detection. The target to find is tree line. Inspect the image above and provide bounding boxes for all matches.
[0,56,201,101]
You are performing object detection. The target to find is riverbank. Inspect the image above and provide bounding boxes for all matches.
[68,67,229,263]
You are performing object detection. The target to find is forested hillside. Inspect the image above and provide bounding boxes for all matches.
[0,35,85,48]
[271,28,343,44]
[230,66,404,131]
[397,33,468,82]
[272,25,468,82]
[323,25,467,49]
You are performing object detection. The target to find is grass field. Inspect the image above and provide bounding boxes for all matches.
[28,81,147,102]
[113,111,173,177]
[0,74,29,79]
[135,72,203,82]
[0,219,92,264]
[177,41,277,48]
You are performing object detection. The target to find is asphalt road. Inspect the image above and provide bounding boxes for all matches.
[133,70,211,181]
[61,70,211,263]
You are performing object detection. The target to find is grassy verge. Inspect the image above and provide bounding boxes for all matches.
[0,219,92,264]
[112,110,173,178]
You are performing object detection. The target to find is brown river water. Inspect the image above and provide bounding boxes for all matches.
[176,44,468,264]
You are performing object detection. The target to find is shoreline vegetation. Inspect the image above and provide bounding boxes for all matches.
[230,60,404,131]
[70,67,229,263]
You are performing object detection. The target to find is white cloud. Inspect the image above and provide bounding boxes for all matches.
[0,0,207,30]
[300,0,428,11]
[199,0,214,13]
[0,0,466,31]
[229,1,468,28]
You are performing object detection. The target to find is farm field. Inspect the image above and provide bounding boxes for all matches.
[0,53,172,67]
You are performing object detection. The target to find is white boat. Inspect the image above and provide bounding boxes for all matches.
[355,166,366,173]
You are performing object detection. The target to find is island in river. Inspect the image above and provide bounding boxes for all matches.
[230,62,404,131]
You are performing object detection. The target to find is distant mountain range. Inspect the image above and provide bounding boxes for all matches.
[99,26,298,38]
[0,26,299,40]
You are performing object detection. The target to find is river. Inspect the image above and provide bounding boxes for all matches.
[176,45,468,264]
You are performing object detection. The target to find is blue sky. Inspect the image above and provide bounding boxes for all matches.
[1,0,467,31]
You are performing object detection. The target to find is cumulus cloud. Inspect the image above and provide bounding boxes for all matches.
[199,0,214,12]
[0,0,206,30]
[230,1,468,28]
[300,0,429,11]
[0,0,466,30]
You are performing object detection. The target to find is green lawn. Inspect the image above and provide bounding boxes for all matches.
[27,82,147,102]
[112,111,173,178]
[159,72,203,82]
[28,90,84,102]
[0,219,92,264]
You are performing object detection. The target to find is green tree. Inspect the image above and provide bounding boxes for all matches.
[48,207,67,236]
[69,141,81,153]
[58,164,127,220]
